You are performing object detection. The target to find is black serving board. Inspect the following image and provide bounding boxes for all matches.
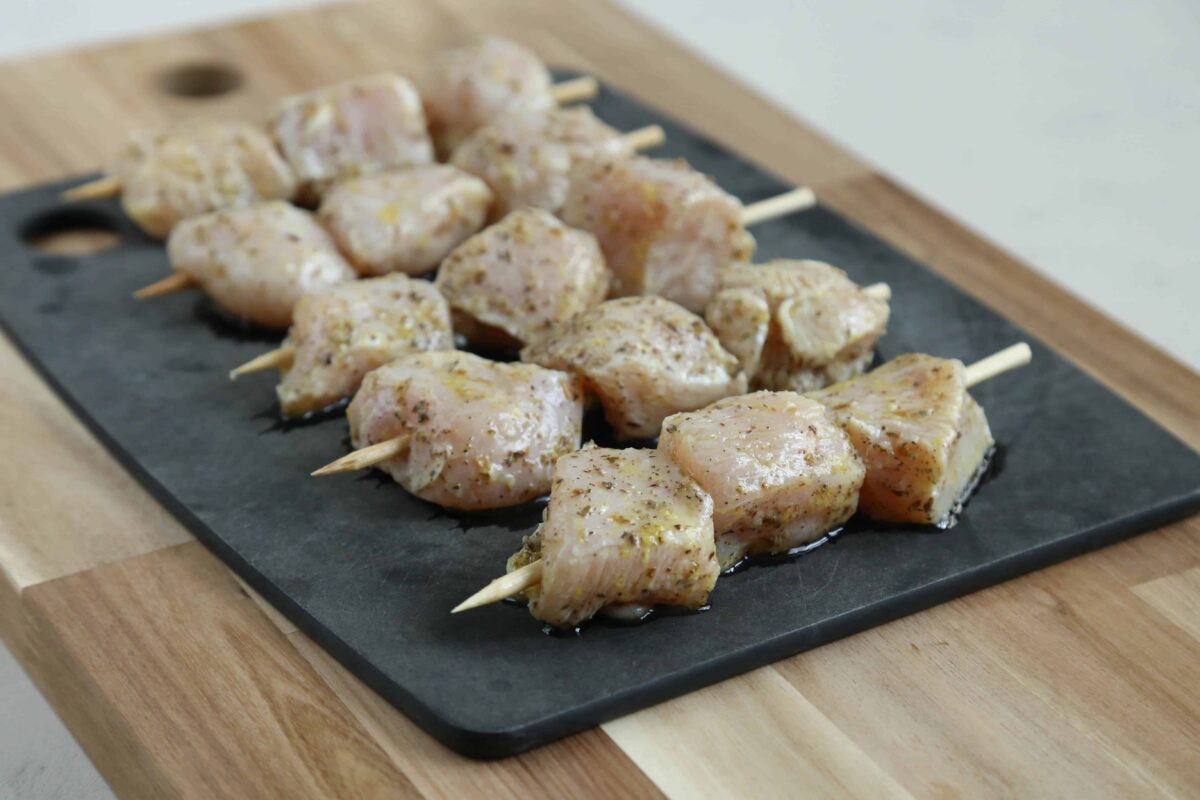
[2,76,1198,759]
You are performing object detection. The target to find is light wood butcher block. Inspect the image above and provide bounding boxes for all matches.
[1,1,1197,797]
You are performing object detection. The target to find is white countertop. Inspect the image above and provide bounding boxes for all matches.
[2,1,1196,797]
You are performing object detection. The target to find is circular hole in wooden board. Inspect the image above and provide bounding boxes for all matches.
[159,61,244,99]
[21,207,122,257]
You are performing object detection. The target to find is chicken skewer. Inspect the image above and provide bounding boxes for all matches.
[452,343,1031,615]
[135,123,667,302]
[134,180,809,302]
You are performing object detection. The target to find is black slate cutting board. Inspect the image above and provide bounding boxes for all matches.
[2,77,1198,759]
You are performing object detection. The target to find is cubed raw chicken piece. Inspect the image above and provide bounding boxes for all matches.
[318,165,493,277]
[707,260,890,392]
[507,446,718,629]
[435,208,609,348]
[450,106,630,218]
[810,354,996,526]
[276,274,454,417]
[115,122,296,239]
[347,351,582,510]
[268,73,433,199]
[560,155,755,312]
[421,36,554,156]
[659,392,865,569]
[521,296,747,439]
[166,201,355,329]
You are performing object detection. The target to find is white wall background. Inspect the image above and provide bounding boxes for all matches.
[0,2,1196,797]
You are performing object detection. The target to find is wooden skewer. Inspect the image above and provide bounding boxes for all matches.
[453,342,1033,613]
[621,124,665,152]
[230,347,295,379]
[863,282,890,301]
[550,76,599,105]
[452,561,543,614]
[61,174,122,201]
[964,342,1032,388]
[741,187,817,226]
[311,435,410,477]
[132,272,195,299]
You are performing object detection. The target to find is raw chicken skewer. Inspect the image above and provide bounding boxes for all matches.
[311,351,583,511]
[452,343,1030,615]
[135,124,665,303]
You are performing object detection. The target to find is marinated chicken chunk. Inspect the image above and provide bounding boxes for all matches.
[347,352,582,510]
[521,297,747,439]
[318,165,492,277]
[166,201,355,329]
[810,354,995,526]
[421,36,555,156]
[276,274,454,417]
[268,73,434,199]
[435,208,609,348]
[560,155,755,312]
[507,447,718,629]
[450,106,630,218]
[660,392,865,568]
[115,122,296,239]
[707,260,890,392]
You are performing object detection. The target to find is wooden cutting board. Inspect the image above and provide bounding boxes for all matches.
[0,0,1197,796]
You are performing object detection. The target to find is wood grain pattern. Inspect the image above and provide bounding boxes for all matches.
[0,1,1196,797]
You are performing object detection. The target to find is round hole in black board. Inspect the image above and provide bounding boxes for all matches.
[20,206,122,257]
[158,61,244,99]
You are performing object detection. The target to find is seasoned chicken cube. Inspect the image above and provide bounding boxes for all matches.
[560,155,755,312]
[810,354,996,526]
[347,352,582,510]
[435,208,609,348]
[318,165,492,277]
[707,260,890,392]
[166,201,355,329]
[268,73,433,199]
[450,106,630,218]
[115,122,296,239]
[507,447,718,629]
[421,36,555,156]
[276,274,454,417]
[521,296,747,439]
[660,392,865,569]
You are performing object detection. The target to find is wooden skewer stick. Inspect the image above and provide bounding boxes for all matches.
[452,561,543,614]
[61,174,122,202]
[311,435,410,477]
[453,342,1033,613]
[132,272,195,299]
[740,187,817,226]
[230,347,295,380]
[621,124,665,151]
[550,76,599,105]
[964,342,1032,388]
[863,282,890,301]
